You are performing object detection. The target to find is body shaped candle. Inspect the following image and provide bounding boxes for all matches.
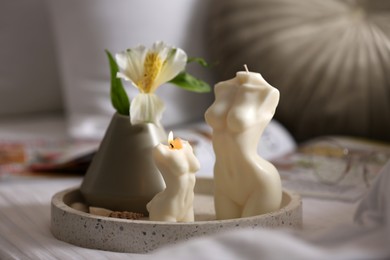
[204,69,282,219]
[146,132,200,222]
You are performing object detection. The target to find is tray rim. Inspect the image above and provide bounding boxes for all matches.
[51,178,302,253]
[52,180,301,226]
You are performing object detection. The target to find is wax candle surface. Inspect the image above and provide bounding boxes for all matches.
[204,70,282,220]
[147,135,200,222]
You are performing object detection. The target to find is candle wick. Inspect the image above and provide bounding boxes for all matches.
[243,64,249,73]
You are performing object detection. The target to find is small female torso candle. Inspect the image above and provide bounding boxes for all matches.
[205,68,282,220]
[147,132,200,222]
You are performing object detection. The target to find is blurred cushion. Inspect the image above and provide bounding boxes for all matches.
[209,0,390,142]
[0,0,63,117]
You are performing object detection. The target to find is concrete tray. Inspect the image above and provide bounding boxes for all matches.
[51,178,302,253]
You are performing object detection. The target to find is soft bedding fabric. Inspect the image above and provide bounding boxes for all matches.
[0,176,358,259]
[0,117,388,259]
[145,161,390,259]
[0,162,388,259]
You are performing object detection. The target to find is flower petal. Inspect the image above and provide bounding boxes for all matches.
[150,41,170,60]
[151,47,187,92]
[115,45,147,87]
[116,71,131,82]
[130,93,165,126]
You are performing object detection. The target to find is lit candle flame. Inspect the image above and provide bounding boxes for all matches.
[168,131,174,143]
[168,131,183,150]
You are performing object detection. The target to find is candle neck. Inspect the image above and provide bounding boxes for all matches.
[236,71,265,86]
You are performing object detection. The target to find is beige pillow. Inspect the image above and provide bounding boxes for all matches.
[209,0,390,142]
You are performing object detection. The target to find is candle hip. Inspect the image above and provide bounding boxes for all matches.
[147,137,200,222]
[205,70,282,220]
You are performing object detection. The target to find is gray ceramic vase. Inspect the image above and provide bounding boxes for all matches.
[80,113,167,215]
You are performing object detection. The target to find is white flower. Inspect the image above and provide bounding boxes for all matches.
[115,41,187,125]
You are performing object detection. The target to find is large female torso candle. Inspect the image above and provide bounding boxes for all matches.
[205,70,282,219]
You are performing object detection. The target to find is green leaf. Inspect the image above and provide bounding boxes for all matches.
[105,50,130,116]
[169,72,211,93]
[187,57,210,67]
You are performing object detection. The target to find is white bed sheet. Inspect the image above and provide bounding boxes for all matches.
[0,176,360,260]
[0,116,387,259]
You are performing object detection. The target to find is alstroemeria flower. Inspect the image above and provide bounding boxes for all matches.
[115,41,187,125]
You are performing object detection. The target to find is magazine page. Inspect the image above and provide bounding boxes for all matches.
[275,136,390,202]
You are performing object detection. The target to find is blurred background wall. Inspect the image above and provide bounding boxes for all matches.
[0,0,63,117]
[0,0,216,139]
[1,0,390,143]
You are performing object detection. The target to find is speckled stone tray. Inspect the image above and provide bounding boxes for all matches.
[51,178,302,253]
